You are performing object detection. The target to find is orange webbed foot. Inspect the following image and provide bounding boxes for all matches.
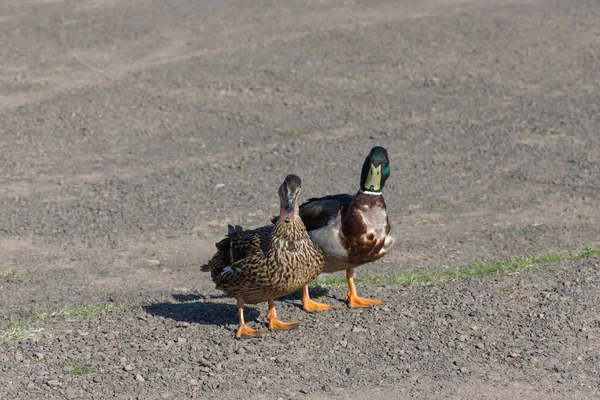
[303,298,331,313]
[266,299,300,331]
[268,318,300,331]
[345,293,383,308]
[302,286,331,312]
[236,324,266,339]
[345,269,383,308]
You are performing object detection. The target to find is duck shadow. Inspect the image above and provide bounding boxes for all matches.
[277,286,331,305]
[144,298,259,326]
[144,286,332,325]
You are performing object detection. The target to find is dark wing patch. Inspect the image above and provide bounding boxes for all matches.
[210,224,247,267]
[299,194,354,231]
[227,224,243,235]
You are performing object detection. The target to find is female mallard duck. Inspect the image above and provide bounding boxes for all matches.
[201,174,324,339]
[296,146,394,311]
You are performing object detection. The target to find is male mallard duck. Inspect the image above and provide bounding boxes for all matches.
[296,146,394,311]
[201,174,324,339]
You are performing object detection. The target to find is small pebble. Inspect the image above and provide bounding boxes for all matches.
[47,380,60,387]
[135,374,145,382]
[199,366,211,374]
[124,365,134,371]
[65,387,79,400]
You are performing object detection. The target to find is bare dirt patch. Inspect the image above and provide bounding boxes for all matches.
[1,0,599,399]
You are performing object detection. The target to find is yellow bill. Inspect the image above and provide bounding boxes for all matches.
[364,164,382,191]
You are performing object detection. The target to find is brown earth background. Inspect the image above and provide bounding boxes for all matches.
[1,0,600,399]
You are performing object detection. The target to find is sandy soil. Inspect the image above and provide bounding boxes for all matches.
[1,0,599,398]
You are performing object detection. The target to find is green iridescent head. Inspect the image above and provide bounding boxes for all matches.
[359,146,390,192]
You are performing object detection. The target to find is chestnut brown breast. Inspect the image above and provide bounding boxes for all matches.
[340,193,392,265]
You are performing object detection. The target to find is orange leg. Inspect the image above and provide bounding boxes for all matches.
[235,298,266,339]
[267,300,300,331]
[345,268,383,308]
[302,285,331,312]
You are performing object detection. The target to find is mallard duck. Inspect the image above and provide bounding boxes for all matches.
[201,174,324,339]
[294,146,394,311]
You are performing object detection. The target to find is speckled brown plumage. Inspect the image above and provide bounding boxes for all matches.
[202,174,325,338]
[204,217,324,304]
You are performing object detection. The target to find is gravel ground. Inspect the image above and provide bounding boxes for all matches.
[2,259,600,399]
[1,0,599,399]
